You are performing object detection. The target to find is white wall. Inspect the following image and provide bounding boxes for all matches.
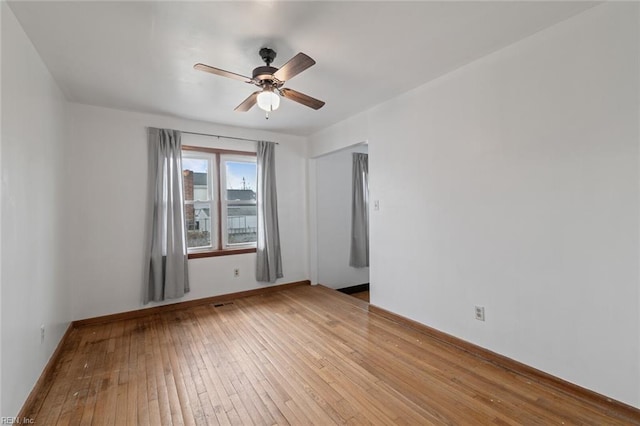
[1,3,4,414]
[66,103,309,320]
[1,3,71,417]
[315,144,369,288]
[310,3,640,407]
[309,111,369,158]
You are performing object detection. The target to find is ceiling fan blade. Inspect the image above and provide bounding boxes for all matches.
[234,91,260,112]
[280,88,325,110]
[273,53,316,82]
[194,63,253,83]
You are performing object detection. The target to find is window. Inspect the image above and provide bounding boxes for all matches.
[221,156,258,247]
[182,146,257,258]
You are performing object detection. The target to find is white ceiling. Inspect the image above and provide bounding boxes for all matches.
[8,1,597,136]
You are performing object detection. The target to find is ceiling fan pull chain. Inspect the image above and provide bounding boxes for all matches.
[265,111,269,120]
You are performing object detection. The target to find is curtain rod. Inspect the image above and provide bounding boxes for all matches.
[180,130,278,145]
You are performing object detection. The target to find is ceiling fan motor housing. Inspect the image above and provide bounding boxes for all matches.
[252,66,279,82]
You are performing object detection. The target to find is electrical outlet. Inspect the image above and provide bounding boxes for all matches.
[234,268,240,278]
[40,324,45,344]
[475,306,485,321]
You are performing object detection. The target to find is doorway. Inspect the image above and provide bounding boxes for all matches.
[313,143,370,301]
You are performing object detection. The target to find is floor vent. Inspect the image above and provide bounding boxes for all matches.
[213,302,235,308]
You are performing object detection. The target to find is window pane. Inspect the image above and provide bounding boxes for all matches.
[225,160,257,245]
[227,204,257,244]
[186,204,212,248]
[225,161,257,196]
[182,158,209,201]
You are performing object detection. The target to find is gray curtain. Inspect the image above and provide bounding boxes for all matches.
[256,141,283,282]
[350,153,369,267]
[144,128,189,303]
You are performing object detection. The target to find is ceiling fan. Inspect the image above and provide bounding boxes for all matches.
[194,48,325,117]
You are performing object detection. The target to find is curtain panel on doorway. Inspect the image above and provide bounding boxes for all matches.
[256,141,283,283]
[350,153,369,267]
[144,127,190,303]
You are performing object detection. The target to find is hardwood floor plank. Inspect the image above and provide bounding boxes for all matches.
[236,297,352,424]
[275,290,474,423]
[243,298,396,424]
[143,330,162,426]
[25,285,639,425]
[262,294,442,425]
[167,314,206,426]
[115,328,131,426]
[72,322,113,425]
[162,318,193,426]
[194,306,286,424]
[220,309,316,422]
[34,330,79,425]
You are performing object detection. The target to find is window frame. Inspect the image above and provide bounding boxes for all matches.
[182,145,257,259]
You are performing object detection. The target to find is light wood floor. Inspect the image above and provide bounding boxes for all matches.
[349,291,369,302]
[25,285,637,425]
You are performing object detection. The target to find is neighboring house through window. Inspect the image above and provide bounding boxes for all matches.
[182,146,257,258]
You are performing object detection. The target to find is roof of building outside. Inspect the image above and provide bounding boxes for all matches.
[192,173,256,200]
[228,189,256,201]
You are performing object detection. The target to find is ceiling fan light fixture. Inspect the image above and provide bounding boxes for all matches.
[257,90,280,112]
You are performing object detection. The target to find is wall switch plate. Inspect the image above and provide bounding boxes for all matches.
[475,306,485,322]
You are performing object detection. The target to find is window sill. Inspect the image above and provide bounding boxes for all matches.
[188,247,256,259]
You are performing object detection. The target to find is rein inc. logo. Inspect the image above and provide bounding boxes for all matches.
[1,417,34,424]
